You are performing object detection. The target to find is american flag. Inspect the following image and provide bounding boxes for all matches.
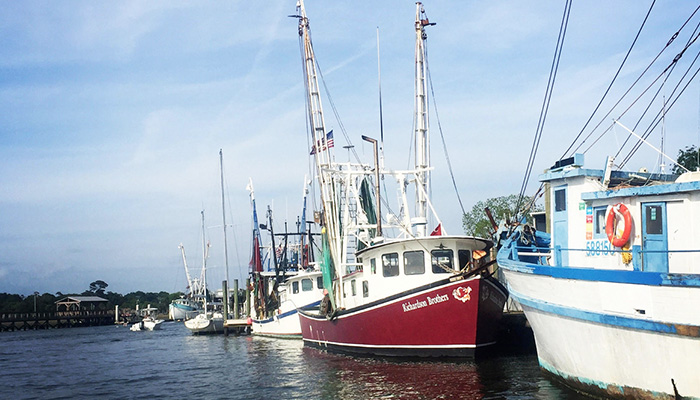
[310,130,334,155]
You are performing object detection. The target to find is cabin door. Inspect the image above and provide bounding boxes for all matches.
[552,185,568,266]
[641,202,668,273]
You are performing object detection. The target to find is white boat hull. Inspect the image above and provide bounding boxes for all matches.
[184,313,224,334]
[169,300,200,321]
[252,299,321,338]
[501,266,700,399]
[130,318,164,331]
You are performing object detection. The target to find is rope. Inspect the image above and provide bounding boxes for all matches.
[514,0,572,220]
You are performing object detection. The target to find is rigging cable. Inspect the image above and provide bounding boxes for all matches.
[425,52,466,215]
[584,10,700,162]
[620,45,700,168]
[569,3,700,158]
[316,61,362,164]
[563,0,656,158]
[514,0,572,220]
[618,28,700,167]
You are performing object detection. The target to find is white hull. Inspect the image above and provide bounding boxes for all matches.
[502,267,700,398]
[496,155,700,399]
[130,318,164,331]
[251,270,324,338]
[168,303,200,321]
[252,299,321,338]
[184,313,224,334]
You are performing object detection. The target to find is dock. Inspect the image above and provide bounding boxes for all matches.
[224,318,251,335]
[0,310,115,332]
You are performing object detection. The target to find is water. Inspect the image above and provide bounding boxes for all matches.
[1,322,584,399]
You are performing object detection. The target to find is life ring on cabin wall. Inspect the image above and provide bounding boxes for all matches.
[605,203,632,247]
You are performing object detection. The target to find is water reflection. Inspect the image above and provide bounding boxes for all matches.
[299,346,581,400]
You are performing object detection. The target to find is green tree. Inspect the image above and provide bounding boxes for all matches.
[88,280,109,296]
[673,145,699,174]
[462,194,541,238]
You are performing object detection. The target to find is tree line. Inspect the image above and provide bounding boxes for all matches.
[0,280,184,314]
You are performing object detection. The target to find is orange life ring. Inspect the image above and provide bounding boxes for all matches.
[605,203,632,247]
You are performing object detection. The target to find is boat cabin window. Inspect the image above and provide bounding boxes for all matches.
[301,278,313,292]
[645,205,663,234]
[594,206,607,238]
[342,282,347,298]
[362,281,369,298]
[292,281,299,294]
[351,279,357,296]
[431,249,453,274]
[403,250,425,275]
[458,250,471,271]
[370,258,376,274]
[554,189,566,211]
[316,276,324,289]
[382,253,399,277]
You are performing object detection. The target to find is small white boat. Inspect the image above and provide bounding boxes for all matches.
[184,312,224,334]
[130,316,164,331]
[130,306,164,331]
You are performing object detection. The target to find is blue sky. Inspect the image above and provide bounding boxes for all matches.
[1,1,698,296]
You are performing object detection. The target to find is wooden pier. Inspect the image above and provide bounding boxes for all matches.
[0,310,115,332]
[224,318,251,335]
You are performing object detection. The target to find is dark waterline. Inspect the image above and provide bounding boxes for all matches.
[1,322,585,399]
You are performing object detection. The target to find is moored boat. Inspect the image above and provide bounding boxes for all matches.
[168,297,200,321]
[248,179,325,338]
[130,306,164,331]
[496,3,700,397]
[497,157,700,398]
[169,244,204,321]
[293,1,506,357]
[185,210,225,335]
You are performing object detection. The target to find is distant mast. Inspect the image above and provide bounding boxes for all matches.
[219,150,230,292]
[414,2,433,237]
[200,210,209,314]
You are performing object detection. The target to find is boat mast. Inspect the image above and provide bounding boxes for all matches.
[300,176,309,268]
[296,0,341,286]
[219,150,230,297]
[200,210,209,314]
[414,2,433,237]
[178,243,194,296]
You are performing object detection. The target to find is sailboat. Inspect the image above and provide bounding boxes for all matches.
[292,1,507,357]
[248,178,324,338]
[184,210,225,334]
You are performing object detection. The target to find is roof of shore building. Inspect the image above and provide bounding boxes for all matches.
[54,296,108,304]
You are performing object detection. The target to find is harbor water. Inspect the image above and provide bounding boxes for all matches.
[1,322,584,399]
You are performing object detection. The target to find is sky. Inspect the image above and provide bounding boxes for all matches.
[1,1,698,296]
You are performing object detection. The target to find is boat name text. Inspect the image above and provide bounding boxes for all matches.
[401,294,450,312]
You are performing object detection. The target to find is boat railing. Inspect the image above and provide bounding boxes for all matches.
[513,245,700,271]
